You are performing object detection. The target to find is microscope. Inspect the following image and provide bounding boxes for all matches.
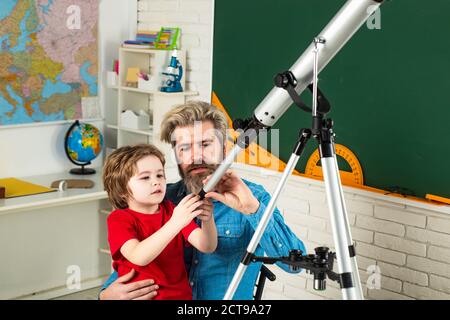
[160,50,183,93]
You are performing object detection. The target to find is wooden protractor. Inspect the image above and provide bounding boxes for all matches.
[304,144,364,186]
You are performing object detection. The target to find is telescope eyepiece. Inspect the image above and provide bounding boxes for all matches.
[312,247,330,291]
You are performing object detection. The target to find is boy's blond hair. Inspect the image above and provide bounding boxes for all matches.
[160,100,228,146]
[103,144,165,209]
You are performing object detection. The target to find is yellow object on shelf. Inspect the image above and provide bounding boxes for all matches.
[126,67,140,83]
[0,178,55,199]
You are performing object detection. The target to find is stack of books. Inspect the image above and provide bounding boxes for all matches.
[122,27,180,50]
[136,30,159,46]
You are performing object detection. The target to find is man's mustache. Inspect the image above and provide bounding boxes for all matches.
[186,163,217,174]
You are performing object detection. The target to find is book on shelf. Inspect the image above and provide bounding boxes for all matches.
[136,30,158,46]
[122,40,152,49]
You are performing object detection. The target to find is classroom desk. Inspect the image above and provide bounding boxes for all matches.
[0,170,111,300]
[0,171,107,216]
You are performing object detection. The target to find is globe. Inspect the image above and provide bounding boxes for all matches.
[64,120,104,174]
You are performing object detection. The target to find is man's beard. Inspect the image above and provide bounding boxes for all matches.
[179,162,219,194]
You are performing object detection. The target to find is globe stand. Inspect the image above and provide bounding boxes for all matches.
[69,165,96,175]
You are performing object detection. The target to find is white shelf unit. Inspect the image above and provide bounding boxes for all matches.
[102,48,199,275]
[111,47,198,170]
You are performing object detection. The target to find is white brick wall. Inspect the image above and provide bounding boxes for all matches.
[233,163,450,300]
[428,246,450,264]
[356,215,406,237]
[374,206,427,228]
[138,0,213,102]
[376,261,428,286]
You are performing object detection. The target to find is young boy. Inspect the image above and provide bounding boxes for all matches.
[103,144,217,300]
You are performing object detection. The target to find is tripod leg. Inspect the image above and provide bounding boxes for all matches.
[253,265,276,300]
[223,129,311,300]
[320,139,364,300]
[331,150,364,296]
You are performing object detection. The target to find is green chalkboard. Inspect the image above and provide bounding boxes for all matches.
[212,0,450,200]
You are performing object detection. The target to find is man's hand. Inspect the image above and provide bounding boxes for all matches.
[99,269,159,300]
[203,170,260,215]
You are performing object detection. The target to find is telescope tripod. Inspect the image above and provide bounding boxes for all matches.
[232,121,362,299]
[224,38,363,300]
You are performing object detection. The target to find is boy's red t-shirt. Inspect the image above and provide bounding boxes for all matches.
[107,199,199,300]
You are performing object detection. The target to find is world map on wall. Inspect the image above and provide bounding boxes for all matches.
[0,0,98,126]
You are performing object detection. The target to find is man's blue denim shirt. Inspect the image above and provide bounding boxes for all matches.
[102,179,306,300]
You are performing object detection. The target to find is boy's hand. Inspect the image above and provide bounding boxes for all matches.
[171,194,203,228]
[197,198,213,221]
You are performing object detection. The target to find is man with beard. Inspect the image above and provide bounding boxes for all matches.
[99,101,306,300]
